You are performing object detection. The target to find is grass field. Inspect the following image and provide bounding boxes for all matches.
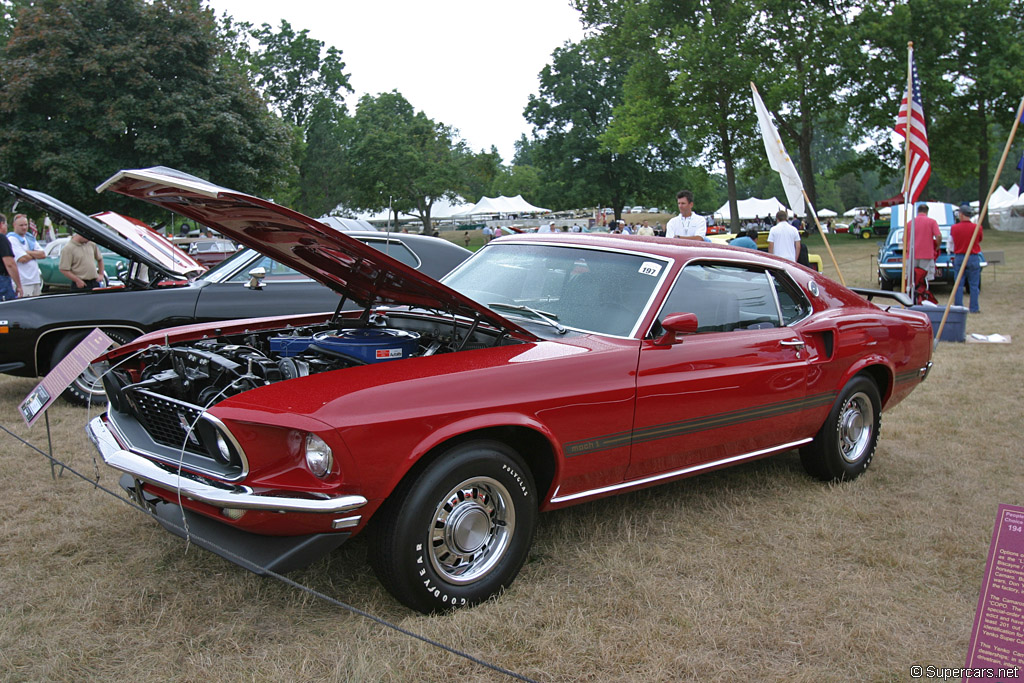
[2,230,1024,681]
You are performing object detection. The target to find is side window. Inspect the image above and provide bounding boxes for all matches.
[227,255,308,282]
[770,270,812,325]
[660,263,781,333]
[361,239,421,269]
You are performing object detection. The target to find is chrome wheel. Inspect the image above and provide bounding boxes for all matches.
[838,391,874,464]
[429,476,515,585]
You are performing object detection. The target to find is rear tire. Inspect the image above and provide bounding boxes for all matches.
[51,329,136,406]
[369,440,537,613]
[800,375,881,482]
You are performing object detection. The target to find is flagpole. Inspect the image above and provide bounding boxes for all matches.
[802,191,845,285]
[934,94,1024,348]
[899,42,915,295]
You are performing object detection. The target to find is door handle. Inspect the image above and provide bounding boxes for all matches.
[781,339,804,359]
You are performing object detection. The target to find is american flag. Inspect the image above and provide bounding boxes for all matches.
[895,56,930,203]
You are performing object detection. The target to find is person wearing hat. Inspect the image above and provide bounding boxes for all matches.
[950,203,982,313]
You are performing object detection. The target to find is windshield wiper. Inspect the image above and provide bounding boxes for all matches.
[487,302,566,334]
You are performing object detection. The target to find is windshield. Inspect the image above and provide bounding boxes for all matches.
[442,243,669,337]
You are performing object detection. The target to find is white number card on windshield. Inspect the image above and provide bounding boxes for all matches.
[638,262,662,277]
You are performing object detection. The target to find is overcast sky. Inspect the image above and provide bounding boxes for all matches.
[205,0,587,162]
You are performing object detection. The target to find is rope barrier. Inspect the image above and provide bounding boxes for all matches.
[1,421,540,683]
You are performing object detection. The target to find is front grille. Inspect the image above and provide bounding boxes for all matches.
[127,389,206,453]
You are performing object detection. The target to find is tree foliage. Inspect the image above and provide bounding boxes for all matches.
[341,91,462,231]
[247,20,352,130]
[0,0,294,214]
[524,39,664,220]
[851,0,1024,206]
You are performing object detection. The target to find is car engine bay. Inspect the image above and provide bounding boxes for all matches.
[103,311,518,411]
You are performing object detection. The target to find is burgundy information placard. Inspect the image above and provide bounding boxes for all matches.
[965,504,1024,680]
[18,328,114,426]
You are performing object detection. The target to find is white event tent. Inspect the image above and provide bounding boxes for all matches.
[988,184,1024,231]
[339,195,477,225]
[452,195,550,216]
[816,208,838,217]
[714,196,790,221]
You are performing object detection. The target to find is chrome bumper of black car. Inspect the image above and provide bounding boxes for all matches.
[88,415,367,515]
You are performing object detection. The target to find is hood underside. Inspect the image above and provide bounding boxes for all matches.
[0,180,203,280]
[97,167,530,336]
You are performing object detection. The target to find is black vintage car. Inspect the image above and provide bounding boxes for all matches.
[0,174,471,404]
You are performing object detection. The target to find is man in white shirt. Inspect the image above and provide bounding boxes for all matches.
[8,213,44,296]
[665,190,706,240]
[767,209,801,262]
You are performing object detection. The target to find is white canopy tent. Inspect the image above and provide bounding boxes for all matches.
[816,208,838,217]
[714,196,790,221]
[989,186,1024,231]
[335,195,477,225]
[453,195,550,216]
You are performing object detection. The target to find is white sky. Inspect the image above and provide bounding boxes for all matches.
[205,0,587,163]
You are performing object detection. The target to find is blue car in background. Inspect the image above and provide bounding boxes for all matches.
[876,202,986,290]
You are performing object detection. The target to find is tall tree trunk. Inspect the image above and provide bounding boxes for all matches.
[716,91,740,233]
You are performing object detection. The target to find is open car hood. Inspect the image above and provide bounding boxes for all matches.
[0,180,204,280]
[97,167,532,336]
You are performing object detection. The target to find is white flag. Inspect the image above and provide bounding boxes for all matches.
[751,83,805,217]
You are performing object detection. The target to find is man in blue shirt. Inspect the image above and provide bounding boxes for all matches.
[729,227,759,250]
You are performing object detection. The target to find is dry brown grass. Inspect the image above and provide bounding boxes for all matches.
[3,230,1024,682]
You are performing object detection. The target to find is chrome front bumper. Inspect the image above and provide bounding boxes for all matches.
[87,415,367,515]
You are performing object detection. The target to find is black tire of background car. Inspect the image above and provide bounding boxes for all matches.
[51,328,136,406]
[368,440,538,614]
[878,276,895,291]
[799,375,881,482]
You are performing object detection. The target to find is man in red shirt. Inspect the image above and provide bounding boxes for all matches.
[950,204,982,313]
[909,204,942,285]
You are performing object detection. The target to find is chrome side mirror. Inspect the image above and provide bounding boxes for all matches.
[245,266,267,290]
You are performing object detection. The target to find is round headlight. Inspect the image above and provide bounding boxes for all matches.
[305,433,333,478]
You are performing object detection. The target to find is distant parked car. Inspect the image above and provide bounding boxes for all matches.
[876,225,986,290]
[186,238,238,267]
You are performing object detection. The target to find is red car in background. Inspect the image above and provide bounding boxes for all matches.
[88,167,934,613]
[184,237,238,267]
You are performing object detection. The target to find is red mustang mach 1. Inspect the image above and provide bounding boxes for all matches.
[88,168,933,613]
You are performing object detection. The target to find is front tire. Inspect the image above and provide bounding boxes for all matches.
[800,376,881,481]
[51,329,136,406]
[369,441,538,613]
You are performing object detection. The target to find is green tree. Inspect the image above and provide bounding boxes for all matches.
[342,91,462,231]
[574,0,764,229]
[748,0,860,215]
[524,39,660,221]
[297,99,350,217]
[0,0,294,214]
[851,0,1024,210]
[458,145,503,202]
[248,20,352,130]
